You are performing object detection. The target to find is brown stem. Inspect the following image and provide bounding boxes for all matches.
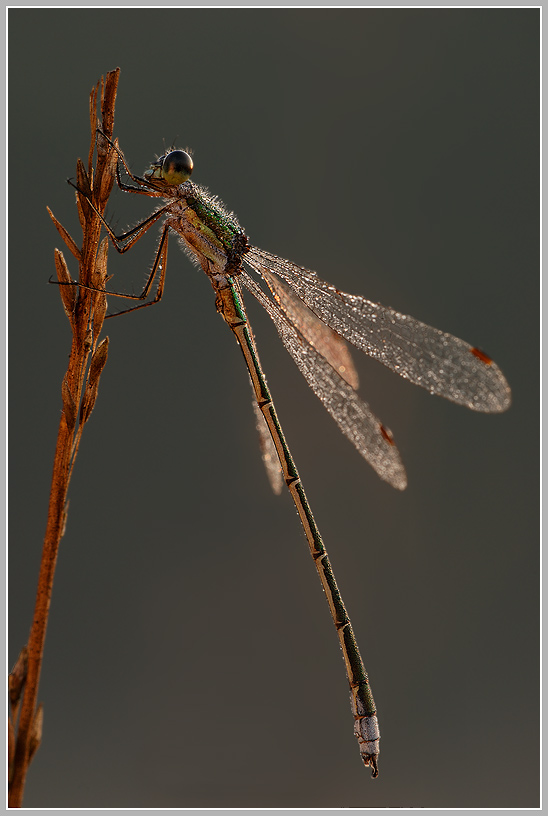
[8,68,120,807]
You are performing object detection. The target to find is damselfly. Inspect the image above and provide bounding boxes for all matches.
[73,133,511,777]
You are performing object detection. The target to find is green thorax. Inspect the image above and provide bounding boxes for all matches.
[184,181,246,257]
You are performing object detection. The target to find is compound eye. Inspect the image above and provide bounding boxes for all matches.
[161,150,193,185]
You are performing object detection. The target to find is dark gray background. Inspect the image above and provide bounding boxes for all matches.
[9,8,539,809]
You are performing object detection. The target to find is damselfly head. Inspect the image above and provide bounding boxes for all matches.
[145,150,193,186]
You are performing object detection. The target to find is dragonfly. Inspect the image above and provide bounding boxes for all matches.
[72,132,511,778]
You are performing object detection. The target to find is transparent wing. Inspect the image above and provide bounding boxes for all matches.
[260,268,359,390]
[246,247,511,414]
[240,270,407,490]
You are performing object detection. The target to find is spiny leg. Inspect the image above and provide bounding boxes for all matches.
[53,223,171,314]
[60,144,175,304]
[68,177,173,254]
[96,129,166,197]
[104,225,171,318]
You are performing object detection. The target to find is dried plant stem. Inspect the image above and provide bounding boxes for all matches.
[8,68,120,808]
